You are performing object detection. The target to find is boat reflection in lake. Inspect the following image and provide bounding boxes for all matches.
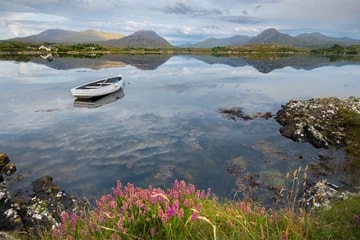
[73,88,125,108]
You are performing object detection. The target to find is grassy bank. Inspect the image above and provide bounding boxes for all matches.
[32,179,359,240]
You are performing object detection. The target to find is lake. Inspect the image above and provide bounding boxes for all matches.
[1,54,359,204]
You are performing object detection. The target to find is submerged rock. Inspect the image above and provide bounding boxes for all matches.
[275,97,360,148]
[218,107,273,121]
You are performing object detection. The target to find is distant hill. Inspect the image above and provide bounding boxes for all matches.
[103,30,173,48]
[186,28,360,48]
[7,29,124,44]
[186,35,251,48]
[246,28,294,45]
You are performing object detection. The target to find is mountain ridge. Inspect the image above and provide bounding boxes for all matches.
[103,30,173,48]
[3,28,360,48]
[187,28,360,48]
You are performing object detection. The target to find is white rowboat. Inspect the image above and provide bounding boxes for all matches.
[70,75,124,98]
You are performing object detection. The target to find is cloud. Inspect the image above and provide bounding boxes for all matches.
[221,15,261,24]
[162,1,222,17]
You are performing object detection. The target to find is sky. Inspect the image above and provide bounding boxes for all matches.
[0,0,359,45]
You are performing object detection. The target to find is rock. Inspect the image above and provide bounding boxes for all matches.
[0,153,22,231]
[20,176,89,230]
[3,164,16,176]
[0,153,90,234]
[0,153,10,172]
[275,97,360,148]
[0,180,22,231]
[304,124,329,148]
[301,179,356,210]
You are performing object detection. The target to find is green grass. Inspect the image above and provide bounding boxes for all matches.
[307,195,360,240]
[339,108,360,170]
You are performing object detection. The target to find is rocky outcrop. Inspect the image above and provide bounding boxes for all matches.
[275,97,360,148]
[0,152,89,234]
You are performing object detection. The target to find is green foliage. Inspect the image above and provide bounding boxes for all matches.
[312,44,360,55]
[338,108,360,168]
[0,41,33,52]
[307,195,360,239]
[210,44,308,59]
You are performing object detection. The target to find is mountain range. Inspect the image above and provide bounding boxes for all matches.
[4,28,360,48]
[9,29,125,44]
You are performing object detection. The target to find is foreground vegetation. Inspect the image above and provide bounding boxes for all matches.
[32,178,359,240]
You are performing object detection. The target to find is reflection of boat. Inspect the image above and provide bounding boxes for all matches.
[73,88,125,108]
[70,75,124,98]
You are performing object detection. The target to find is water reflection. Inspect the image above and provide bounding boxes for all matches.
[23,54,360,73]
[73,88,125,108]
[193,55,360,73]
[30,54,171,70]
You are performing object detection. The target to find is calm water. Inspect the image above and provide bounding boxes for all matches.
[0,54,359,203]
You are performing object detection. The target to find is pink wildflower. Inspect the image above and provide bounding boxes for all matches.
[191,211,198,221]
[158,206,168,222]
[69,212,77,230]
[183,198,194,208]
[173,179,179,192]
[60,211,70,224]
[188,184,195,194]
[98,215,105,224]
[165,200,179,218]
[112,181,123,197]
[206,188,212,198]
[176,208,184,218]
[179,180,186,193]
[194,190,201,200]
[150,228,156,237]
[109,200,117,209]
